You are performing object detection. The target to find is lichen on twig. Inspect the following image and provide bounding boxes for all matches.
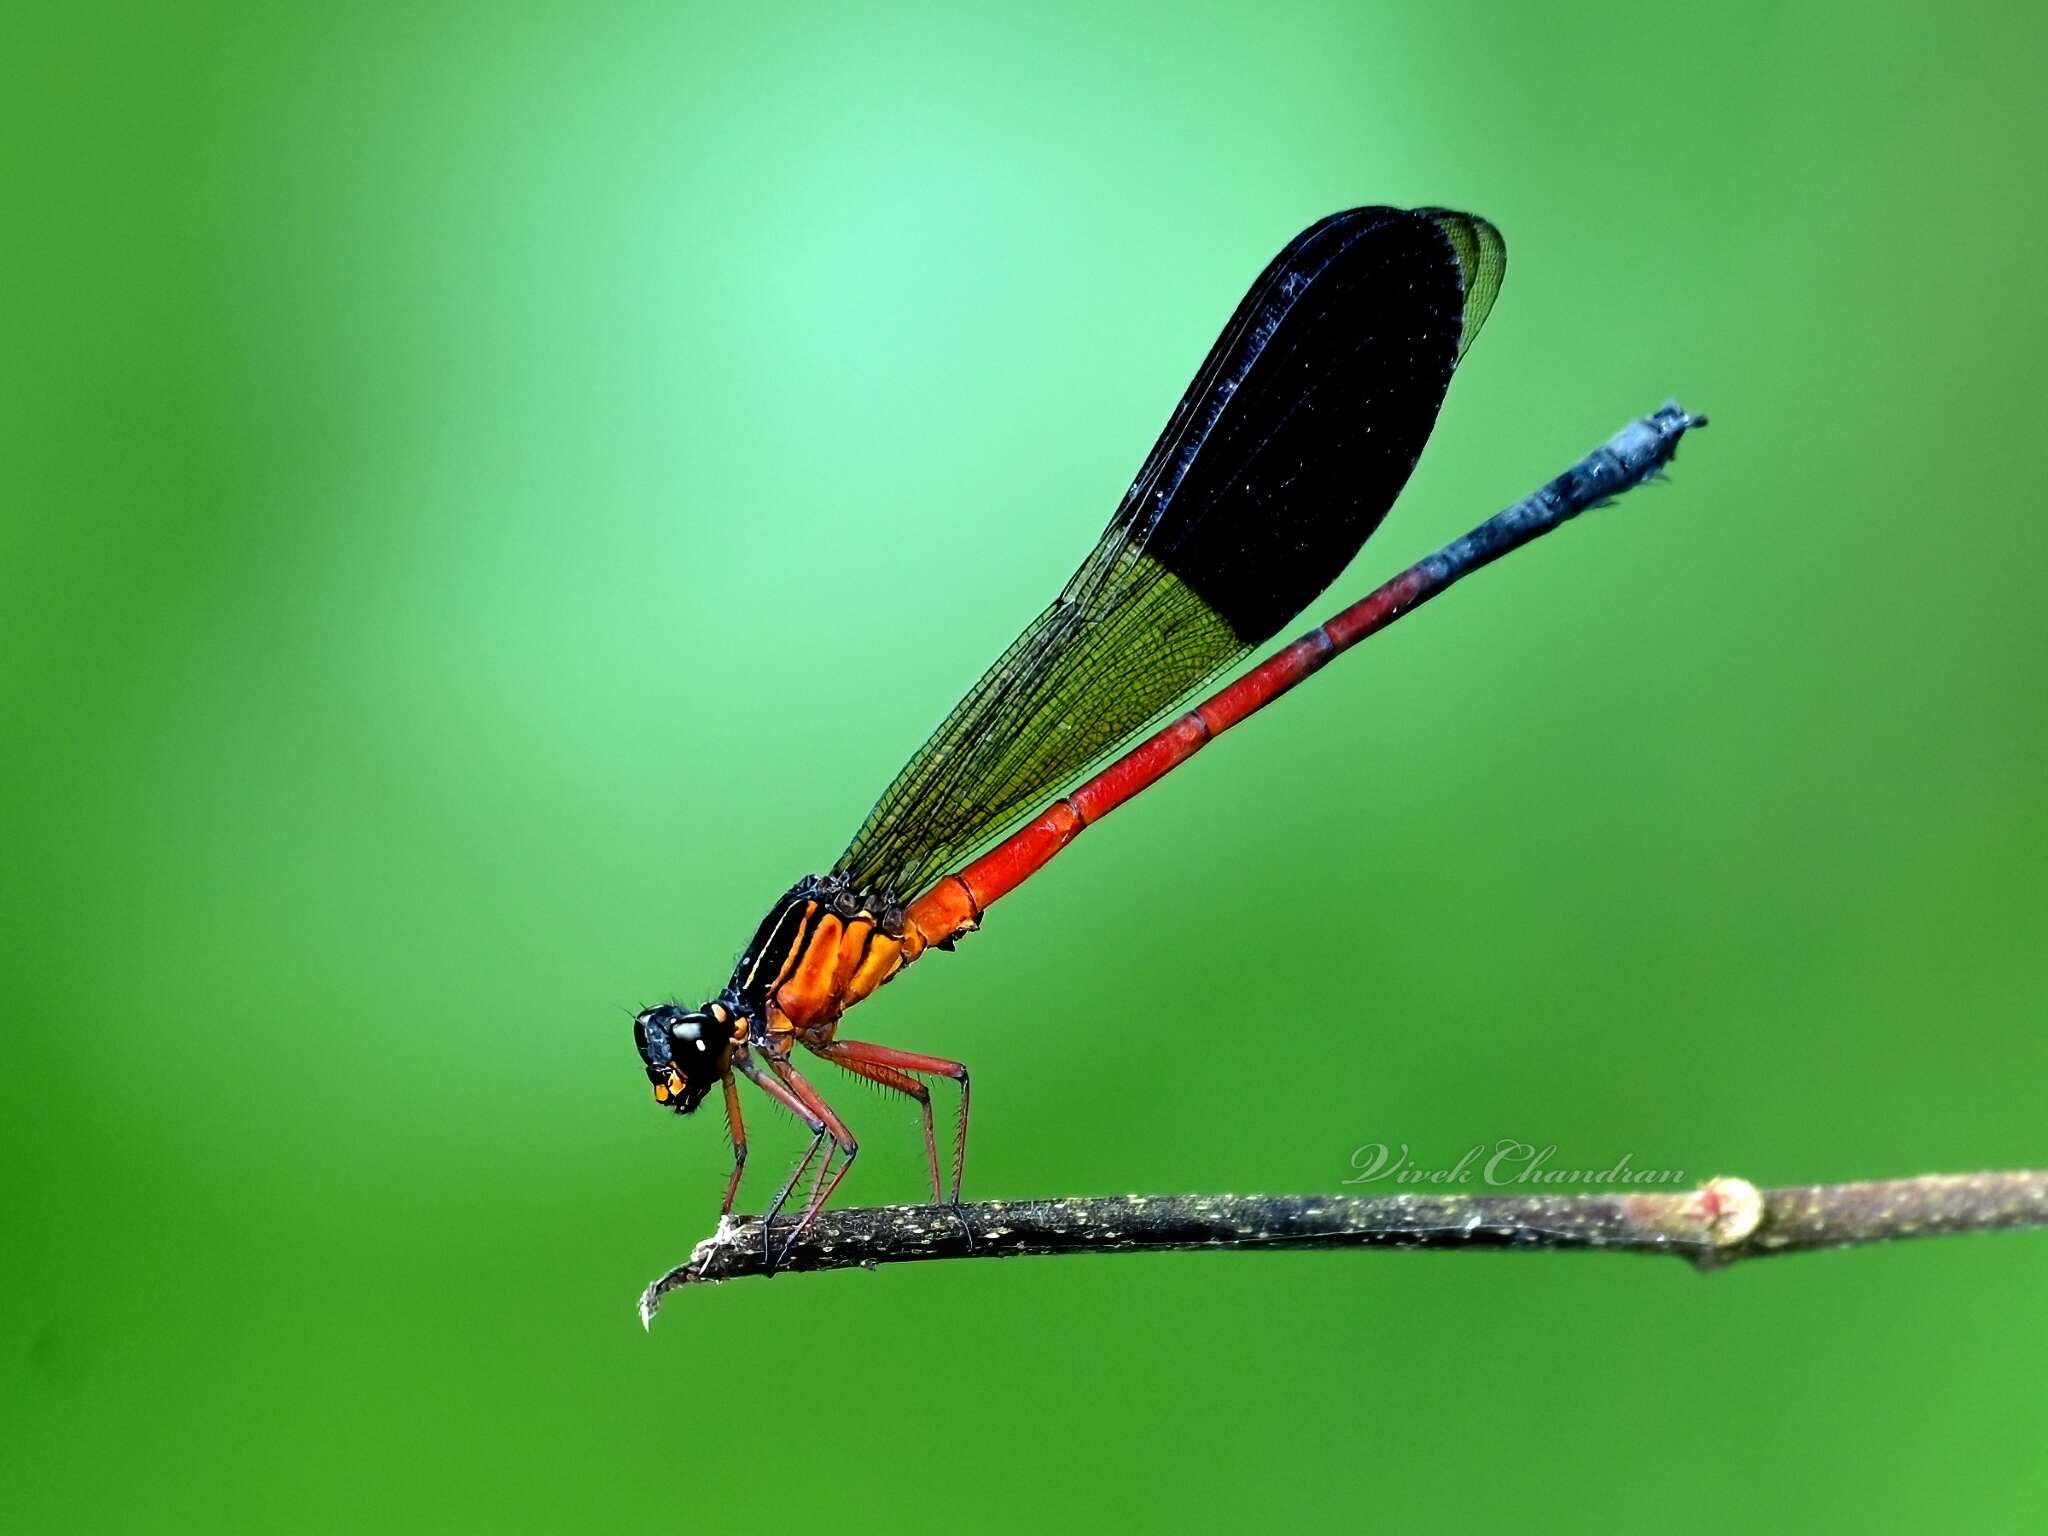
[638,1170,2048,1327]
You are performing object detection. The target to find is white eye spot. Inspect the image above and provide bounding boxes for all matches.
[693,1039,706,1052]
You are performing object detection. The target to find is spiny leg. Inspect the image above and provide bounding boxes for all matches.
[737,1052,826,1267]
[718,1070,748,1215]
[813,1046,943,1203]
[802,1141,842,1230]
[763,1136,825,1263]
[764,1054,858,1266]
[812,1039,971,1205]
[809,1037,974,1252]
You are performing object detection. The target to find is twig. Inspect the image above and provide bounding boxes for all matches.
[639,1170,2048,1324]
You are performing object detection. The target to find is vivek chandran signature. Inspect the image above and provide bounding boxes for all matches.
[1344,1140,1687,1187]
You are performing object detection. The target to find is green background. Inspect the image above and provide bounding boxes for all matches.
[8,2,2045,1530]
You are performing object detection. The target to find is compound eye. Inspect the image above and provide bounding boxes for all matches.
[676,1019,716,1055]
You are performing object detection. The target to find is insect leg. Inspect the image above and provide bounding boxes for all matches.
[763,1054,858,1266]
[811,1039,971,1206]
[737,1050,826,1269]
[807,1041,942,1203]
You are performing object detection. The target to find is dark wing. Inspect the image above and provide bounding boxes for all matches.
[836,206,1505,898]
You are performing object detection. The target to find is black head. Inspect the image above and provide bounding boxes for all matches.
[633,1002,734,1114]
